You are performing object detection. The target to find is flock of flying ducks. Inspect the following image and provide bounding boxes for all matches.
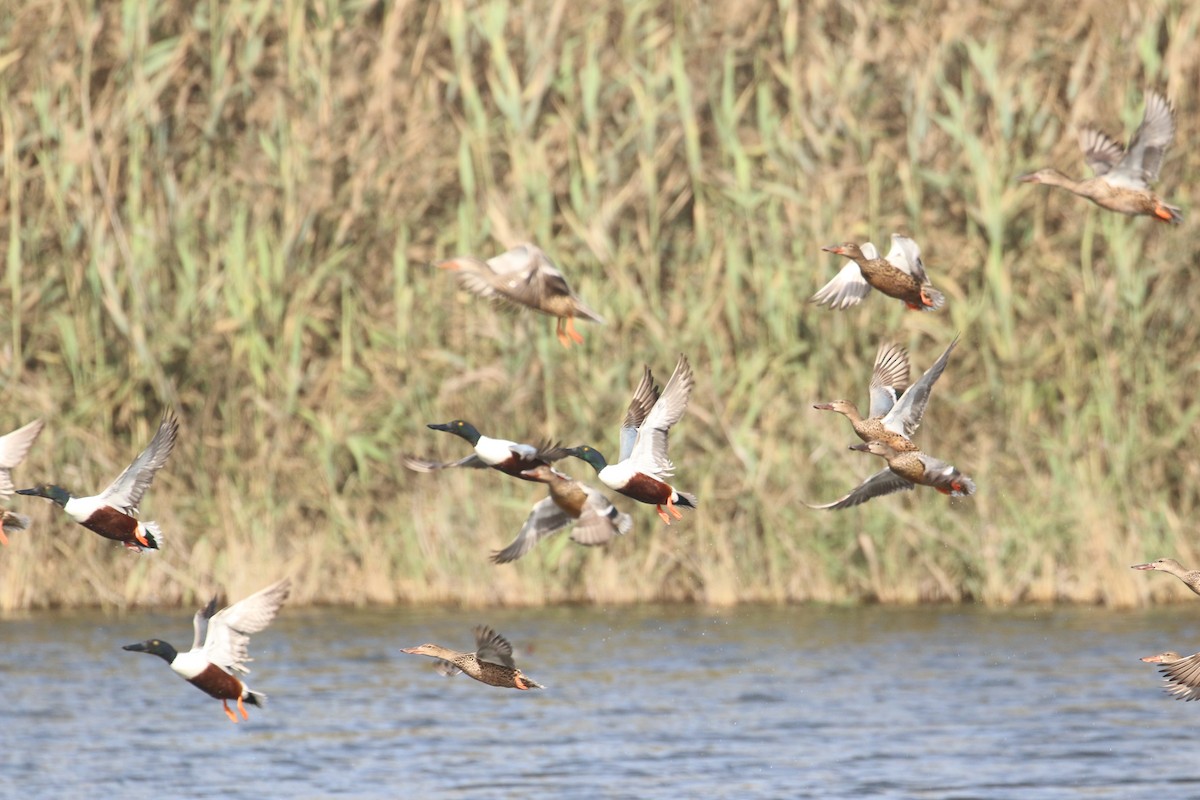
[0,87,1192,718]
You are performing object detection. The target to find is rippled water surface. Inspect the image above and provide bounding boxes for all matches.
[3,604,1200,798]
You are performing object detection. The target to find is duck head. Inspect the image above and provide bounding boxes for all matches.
[427,420,482,445]
[849,440,894,458]
[568,445,609,473]
[123,638,179,664]
[813,399,858,416]
[821,242,865,260]
[15,483,71,507]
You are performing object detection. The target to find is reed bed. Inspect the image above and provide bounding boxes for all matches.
[1,0,1199,610]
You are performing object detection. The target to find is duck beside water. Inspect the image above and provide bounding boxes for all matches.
[124,578,291,722]
[17,411,178,552]
[402,625,543,690]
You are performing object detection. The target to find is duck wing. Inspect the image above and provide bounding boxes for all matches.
[488,244,576,312]
[473,625,516,668]
[1078,127,1125,177]
[97,411,179,514]
[916,453,976,496]
[627,355,694,477]
[1107,90,1175,188]
[570,485,633,546]
[619,367,660,461]
[1158,652,1200,701]
[401,453,489,472]
[191,597,218,651]
[881,336,958,438]
[490,496,574,564]
[202,578,291,674]
[805,467,914,510]
[868,343,910,419]
[884,235,929,283]
[0,419,44,498]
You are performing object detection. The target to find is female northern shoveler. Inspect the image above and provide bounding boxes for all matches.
[568,355,696,525]
[0,418,45,545]
[17,411,178,552]
[124,578,291,722]
[437,243,604,347]
[490,464,633,564]
[1140,651,1200,701]
[402,625,543,690]
[814,337,959,453]
[416,420,569,482]
[1018,89,1181,223]
[811,234,945,311]
[807,439,975,511]
[1131,559,1200,596]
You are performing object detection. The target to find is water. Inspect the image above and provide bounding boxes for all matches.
[2,604,1199,798]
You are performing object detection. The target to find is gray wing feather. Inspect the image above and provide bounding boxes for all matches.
[401,453,488,472]
[885,235,929,283]
[805,468,914,510]
[490,497,574,564]
[811,261,871,310]
[867,343,911,419]
[881,336,958,438]
[1161,653,1200,701]
[1112,90,1175,186]
[569,485,631,546]
[1078,127,1125,177]
[0,419,44,498]
[202,578,291,674]
[474,625,516,668]
[627,355,694,477]
[98,411,179,513]
[619,367,659,461]
[192,597,218,651]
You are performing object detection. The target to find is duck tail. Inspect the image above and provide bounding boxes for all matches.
[572,300,605,325]
[1156,201,1183,224]
[937,471,976,498]
[673,491,698,510]
[614,511,634,536]
[4,513,32,532]
[244,689,266,708]
[920,286,946,311]
[139,521,165,552]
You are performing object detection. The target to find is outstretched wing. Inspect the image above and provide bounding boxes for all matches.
[619,367,660,462]
[1078,127,1125,177]
[401,453,489,472]
[1159,652,1200,702]
[0,419,44,498]
[98,411,179,513]
[882,336,959,438]
[885,235,929,283]
[1109,90,1176,187]
[202,578,291,674]
[192,597,218,651]
[569,485,632,546]
[805,467,914,510]
[868,343,910,419]
[627,355,694,477]
[490,496,575,564]
[474,625,516,668]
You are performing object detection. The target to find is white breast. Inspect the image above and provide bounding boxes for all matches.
[474,436,521,466]
[169,649,211,680]
[63,494,107,524]
[598,460,637,490]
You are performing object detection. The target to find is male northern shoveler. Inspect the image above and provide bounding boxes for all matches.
[123,578,291,723]
[814,336,959,453]
[0,419,45,545]
[568,354,697,525]
[490,464,633,564]
[1140,651,1200,701]
[18,411,178,552]
[415,421,570,482]
[1018,89,1181,223]
[1131,559,1200,597]
[402,625,543,690]
[811,234,946,311]
[437,243,605,347]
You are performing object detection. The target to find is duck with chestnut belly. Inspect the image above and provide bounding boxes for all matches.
[17,411,178,552]
[124,578,291,722]
[811,234,945,311]
[414,420,571,483]
[0,419,45,545]
[1018,89,1181,223]
[402,625,543,690]
[490,464,633,564]
[437,243,605,347]
[568,354,697,525]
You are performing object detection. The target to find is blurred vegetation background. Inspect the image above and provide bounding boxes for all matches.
[2,0,1198,610]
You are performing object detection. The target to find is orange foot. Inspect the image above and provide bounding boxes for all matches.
[666,495,683,520]
[905,302,921,311]
[237,695,249,720]
[565,317,584,345]
[0,522,8,547]
[222,700,238,723]
[514,675,530,690]
[936,486,952,495]
[135,527,150,547]
[919,288,936,307]
[555,319,572,348]
[656,505,673,525]
[1154,204,1178,223]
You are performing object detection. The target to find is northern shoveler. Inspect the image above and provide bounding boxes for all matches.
[402,625,543,690]
[811,234,946,311]
[415,421,570,482]
[1131,559,1200,596]
[124,578,291,722]
[1140,651,1200,701]
[568,354,697,525]
[490,464,633,564]
[807,439,976,510]
[437,243,605,347]
[17,411,178,552]
[0,419,45,545]
[814,336,959,453]
[1018,89,1180,223]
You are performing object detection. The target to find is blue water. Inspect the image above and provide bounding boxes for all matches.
[2,604,1199,798]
